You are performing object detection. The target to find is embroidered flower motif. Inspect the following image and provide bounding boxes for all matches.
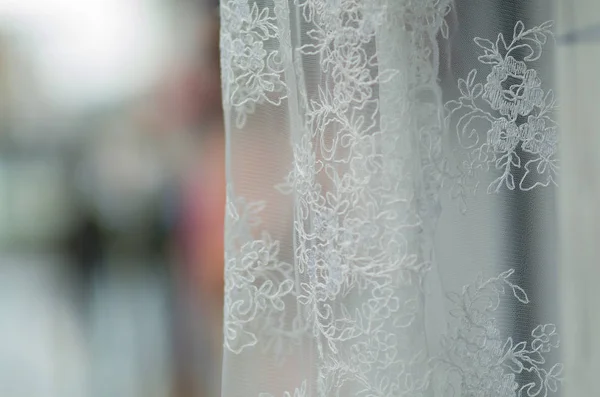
[532,324,560,353]
[483,57,544,120]
[221,0,287,128]
[437,269,563,397]
[521,116,558,158]
[488,118,520,153]
[445,20,558,194]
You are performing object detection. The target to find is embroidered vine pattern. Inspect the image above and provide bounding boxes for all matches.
[445,21,558,193]
[437,269,563,397]
[221,0,288,128]
[223,189,296,354]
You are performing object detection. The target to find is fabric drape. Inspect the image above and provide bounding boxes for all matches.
[219,0,567,395]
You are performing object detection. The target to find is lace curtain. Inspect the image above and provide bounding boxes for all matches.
[218,0,581,395]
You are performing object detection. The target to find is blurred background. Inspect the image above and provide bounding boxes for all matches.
[0,0,225,396]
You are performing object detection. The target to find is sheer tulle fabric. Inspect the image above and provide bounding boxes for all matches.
[220,0,563,395]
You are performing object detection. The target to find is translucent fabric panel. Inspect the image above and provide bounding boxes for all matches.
[220,0,566,395]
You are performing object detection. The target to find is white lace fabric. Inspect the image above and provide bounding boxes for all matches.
[220,0,563,396]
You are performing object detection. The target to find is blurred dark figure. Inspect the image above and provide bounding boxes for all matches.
[63,207,106,317]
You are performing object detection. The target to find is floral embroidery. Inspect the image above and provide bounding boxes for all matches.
[273,1,454,395]
[445,21,558,193]
[220,1,564,396]
[221,0,288,128]
[437,269,563,397]
[223,190,296,354]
